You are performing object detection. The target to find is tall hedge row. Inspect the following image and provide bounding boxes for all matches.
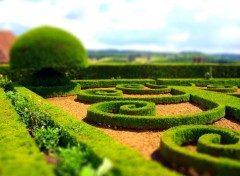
[1,64,240,80]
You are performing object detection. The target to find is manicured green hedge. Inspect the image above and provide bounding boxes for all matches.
[25,82,81,98]
[160,125,240,176]
[73,79,156,88]
[77,88,190,104]
[2,64,240,81]
[206,85,238,93]
[10,26,88,70]
[145,82,168,89]
[0,88,55,176]
[157,78,240,86]
[197,133,240,159]
[175,86,240,120]
[116,84,171,94]
[86,96,224,129]
[13,86,181,176]
[76,64,240,79]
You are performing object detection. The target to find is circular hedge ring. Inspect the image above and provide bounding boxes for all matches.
[116,84,171,94]
[207,84,238,93]
[86,100,225,129]
[160,125,240,176]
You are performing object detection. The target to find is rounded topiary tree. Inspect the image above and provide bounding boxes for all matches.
[10,25,88,86]
[10,25,88,69]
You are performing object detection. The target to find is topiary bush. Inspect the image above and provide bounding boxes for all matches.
[10,26,88,87]
[10,25,88,70]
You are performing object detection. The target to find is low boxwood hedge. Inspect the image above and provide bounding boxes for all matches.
[175,86,240,120]
[157,78,240,86]
[73,79,156,89]
[77,88,190,104]
[116,84,171,94]
[160,125,240,176]
[13,85,181,176]
[86,95,225,129]
[25,82,81,98]
[206,84,238,93]
[145,82,168,89]
[0,88,55,176]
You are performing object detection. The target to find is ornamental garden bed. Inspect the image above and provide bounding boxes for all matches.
[2,25,240,176]
[1,80,240,176]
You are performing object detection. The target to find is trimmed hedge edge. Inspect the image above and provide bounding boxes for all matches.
[160,125,240,176]
[77,88,190,104]
[0,88,55,176]
[86,95,225,129]
[13,85,181,176]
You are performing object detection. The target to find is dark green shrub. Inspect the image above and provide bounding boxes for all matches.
[10,25,88,70]
[0,74,12,91]
[21,68,71,86]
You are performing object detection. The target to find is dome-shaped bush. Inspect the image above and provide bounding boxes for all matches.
[10,26,88,70]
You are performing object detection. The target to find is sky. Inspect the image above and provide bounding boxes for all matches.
[0,0,240,53]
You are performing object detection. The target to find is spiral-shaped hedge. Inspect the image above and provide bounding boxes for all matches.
[207,85,238,93]
[160,125,240,176]
[116,84,171,94]
[86,96,225,129]
[77,88,189,104]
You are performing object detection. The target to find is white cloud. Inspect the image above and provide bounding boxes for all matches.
[0,0,239,53]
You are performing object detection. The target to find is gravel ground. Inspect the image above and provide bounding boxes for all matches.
[47,95,240,160]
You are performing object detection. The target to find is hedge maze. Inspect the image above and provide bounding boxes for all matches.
[1,78,240,176]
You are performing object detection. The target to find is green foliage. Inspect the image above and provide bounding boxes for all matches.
[3,64,240,80]
[160,125,240,176]
[14,85,180,176]
[86,95,224,129]
[116,83,171,94]
[55,144,112,176]
[206,84,238,93]
[197,133,240,159]
[26,82,81,98]
[0,74,12,91]
[0,88,55,176]
[21,68,71,86]
[33,127,61,152]
[5,91,53,128]
[76,64,240,79]
[145,82,168,89]
[157,78,240,86]
[10,25,88,70]
[77,88,189,104]
[73,78,156,89]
